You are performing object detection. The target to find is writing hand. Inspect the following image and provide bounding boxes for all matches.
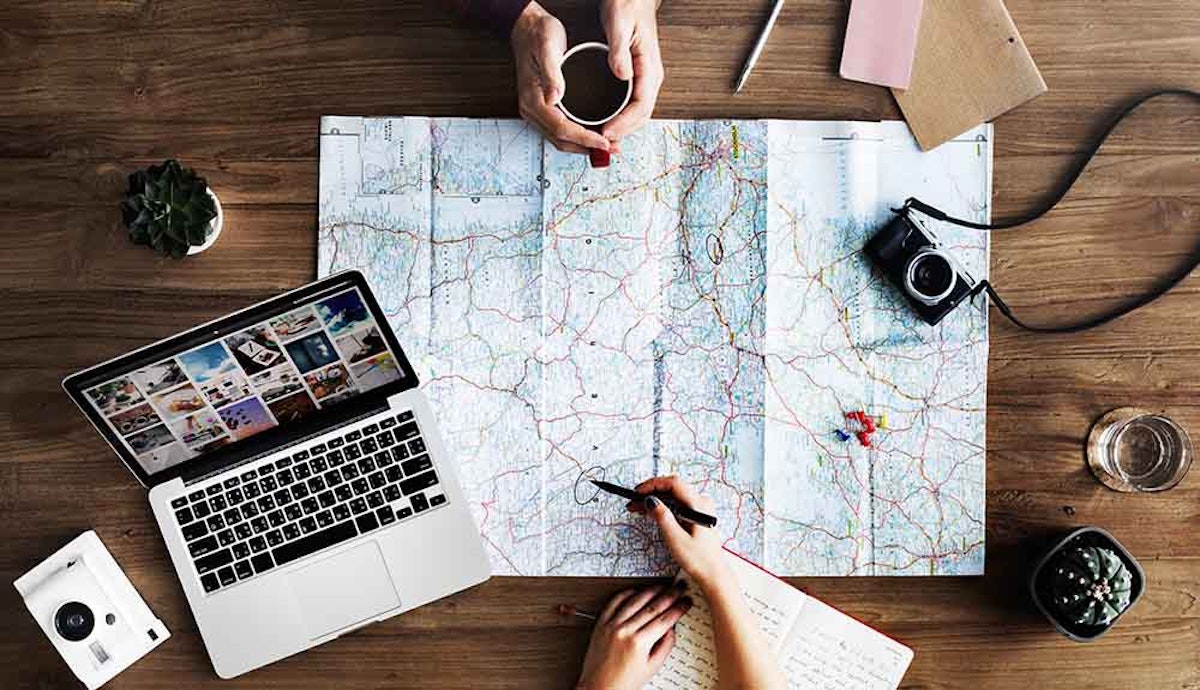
[629,476,731,594]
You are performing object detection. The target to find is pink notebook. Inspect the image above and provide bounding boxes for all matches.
[839,0,925,90]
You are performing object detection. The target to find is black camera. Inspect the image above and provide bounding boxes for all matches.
[864,212,975,326]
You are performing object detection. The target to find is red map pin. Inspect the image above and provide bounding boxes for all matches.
[589,148,611,168]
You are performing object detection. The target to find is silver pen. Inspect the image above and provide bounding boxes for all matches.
[734,0,786,93]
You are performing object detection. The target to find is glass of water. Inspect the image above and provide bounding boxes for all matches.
[1087,408,1194,492]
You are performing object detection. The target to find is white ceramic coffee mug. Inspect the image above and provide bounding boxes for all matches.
[556,42,634,127]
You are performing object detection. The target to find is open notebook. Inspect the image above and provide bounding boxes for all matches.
[649,551,913,690]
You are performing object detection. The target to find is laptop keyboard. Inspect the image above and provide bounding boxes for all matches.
[168,410,446,595]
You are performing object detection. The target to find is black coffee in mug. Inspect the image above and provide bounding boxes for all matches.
[559,45,631,125]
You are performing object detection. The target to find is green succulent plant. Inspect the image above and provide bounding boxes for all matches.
[1048,545,1134,628]
[122,159,218,259]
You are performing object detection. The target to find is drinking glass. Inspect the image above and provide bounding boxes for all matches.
[1086,408,1193,492]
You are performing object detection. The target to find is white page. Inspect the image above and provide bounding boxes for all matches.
[782,596,913,690]
[649,550,912,689]
[648,551,805,690]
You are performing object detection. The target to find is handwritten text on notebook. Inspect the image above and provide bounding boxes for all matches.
[647,551,913,690]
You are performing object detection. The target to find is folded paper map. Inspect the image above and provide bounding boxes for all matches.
[318,117,991,576]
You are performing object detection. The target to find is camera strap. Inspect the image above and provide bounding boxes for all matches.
[897,88,1200,334]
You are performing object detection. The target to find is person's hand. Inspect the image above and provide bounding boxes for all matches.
[510,1,613,155]
[628,476,731,593]
[598,0,664,142]
[576,583,693,690]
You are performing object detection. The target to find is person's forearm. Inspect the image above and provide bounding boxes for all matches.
[704,584,787,690]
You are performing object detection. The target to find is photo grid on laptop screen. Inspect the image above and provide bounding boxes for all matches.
[82,287,405,476]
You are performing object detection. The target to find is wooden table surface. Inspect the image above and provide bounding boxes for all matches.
[3,1,1200,687]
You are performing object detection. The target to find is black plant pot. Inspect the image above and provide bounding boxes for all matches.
[1029,526,1145,642]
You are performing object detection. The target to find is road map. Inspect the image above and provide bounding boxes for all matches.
[318,116,991,577]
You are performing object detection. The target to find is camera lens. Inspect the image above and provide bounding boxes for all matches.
[904,250,957,305]
[54,601,95,642]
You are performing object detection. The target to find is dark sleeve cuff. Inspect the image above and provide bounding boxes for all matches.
[442,0,534,39]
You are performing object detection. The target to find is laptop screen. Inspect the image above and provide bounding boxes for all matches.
[67,275,414,483]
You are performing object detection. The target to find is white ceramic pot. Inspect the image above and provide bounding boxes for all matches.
[188,189,224,256]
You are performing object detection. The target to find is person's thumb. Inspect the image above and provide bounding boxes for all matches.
[644,495,688,546]
[605,17,635,81]
[538,40,567,105]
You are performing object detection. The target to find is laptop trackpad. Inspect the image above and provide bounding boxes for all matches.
[287,541,400,640]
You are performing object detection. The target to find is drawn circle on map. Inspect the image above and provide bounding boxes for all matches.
[706,233,725,265]
[574,465,606,506]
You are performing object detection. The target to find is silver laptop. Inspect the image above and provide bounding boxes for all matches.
[63,272,491,678]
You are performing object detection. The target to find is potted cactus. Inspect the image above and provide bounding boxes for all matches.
[1030,526,1144,641]
[122,159,223,258]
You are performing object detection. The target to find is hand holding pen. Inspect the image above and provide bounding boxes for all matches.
[591,479,718,527]
[570,477,709,689]
[572,477,784,690]
[624,476,733,593]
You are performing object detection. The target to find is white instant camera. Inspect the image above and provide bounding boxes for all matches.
[13,531,170,689]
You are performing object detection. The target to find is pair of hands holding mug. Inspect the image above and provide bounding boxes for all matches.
[511,0,663,156]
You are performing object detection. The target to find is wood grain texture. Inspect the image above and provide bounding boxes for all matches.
[2,1,1200,688]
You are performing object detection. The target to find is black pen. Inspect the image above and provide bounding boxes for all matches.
[590,480,718,528]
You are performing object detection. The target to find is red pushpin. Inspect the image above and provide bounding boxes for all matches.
[589,148,611,168]
[863,416,876,433]
[856,431,873,448]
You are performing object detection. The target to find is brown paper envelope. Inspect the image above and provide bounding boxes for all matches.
[892,0,1047,150]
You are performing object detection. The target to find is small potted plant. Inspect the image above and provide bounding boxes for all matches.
[1029,526,1144,641]
[122,159,223,258]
